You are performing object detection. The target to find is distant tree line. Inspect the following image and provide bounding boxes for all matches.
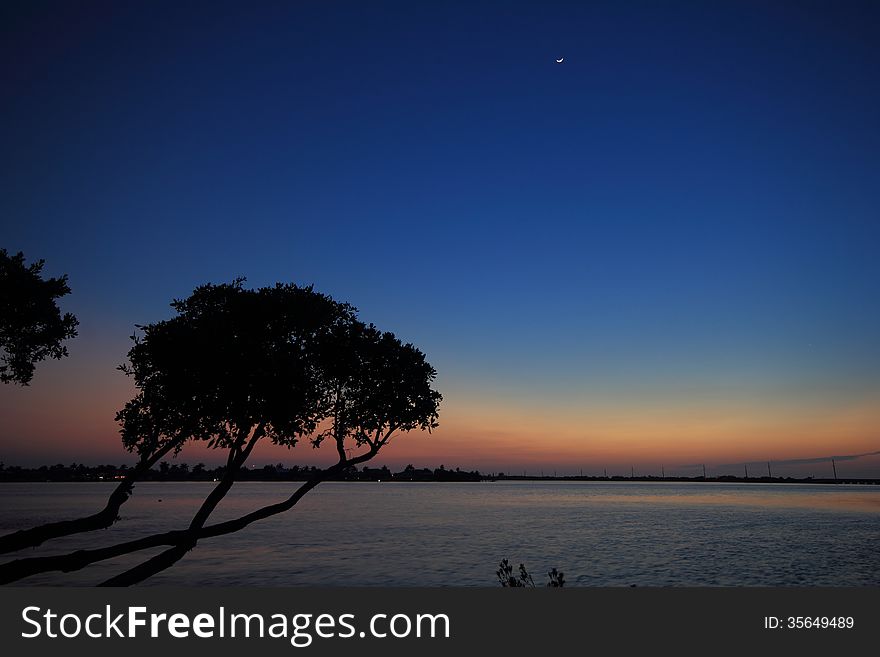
[2,461,874,485]
[0,462,482,483]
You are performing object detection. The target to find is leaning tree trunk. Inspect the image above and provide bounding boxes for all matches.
[0,442,380,585]
[0,474,326,585]
[99,426,264,587]
[0,441,177,554]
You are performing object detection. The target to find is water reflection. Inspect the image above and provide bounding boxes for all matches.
[1,481,877,586]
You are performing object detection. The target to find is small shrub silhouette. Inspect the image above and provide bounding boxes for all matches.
[496,559,565,587]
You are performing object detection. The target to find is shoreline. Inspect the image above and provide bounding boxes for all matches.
[0,476,877,485]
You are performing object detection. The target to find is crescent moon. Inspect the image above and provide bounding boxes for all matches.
[556,57,564,63]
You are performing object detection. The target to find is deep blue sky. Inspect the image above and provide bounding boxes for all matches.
[1,1,879,474]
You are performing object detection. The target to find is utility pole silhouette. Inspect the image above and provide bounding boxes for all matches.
[702,464,706,479]
[767,461,772,478]
[832,459,838,481]
[744,464,749,479]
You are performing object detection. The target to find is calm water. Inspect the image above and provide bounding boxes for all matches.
[1,481,878,586]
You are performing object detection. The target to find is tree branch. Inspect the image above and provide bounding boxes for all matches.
[0,438,180,554]
[98,423,265,586]
[0,443,380,585]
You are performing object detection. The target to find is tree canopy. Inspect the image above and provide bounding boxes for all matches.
[116,279,358,458]
[318,321,441,455]
[0,249,78,385]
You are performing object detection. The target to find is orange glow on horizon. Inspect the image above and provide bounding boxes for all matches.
[2,358,878,476]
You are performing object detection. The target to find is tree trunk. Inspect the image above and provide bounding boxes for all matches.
[0,444,377,585]
[0,440,177,554]
[99,426,264,586]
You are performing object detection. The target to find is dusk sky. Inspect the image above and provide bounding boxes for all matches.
[1,0,879,477]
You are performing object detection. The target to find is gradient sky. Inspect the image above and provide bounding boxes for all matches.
[1,0,879,477]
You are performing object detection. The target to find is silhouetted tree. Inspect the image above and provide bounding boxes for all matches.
[0,249,78,385]
[100,309,440,586]
[0,280,441,586]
